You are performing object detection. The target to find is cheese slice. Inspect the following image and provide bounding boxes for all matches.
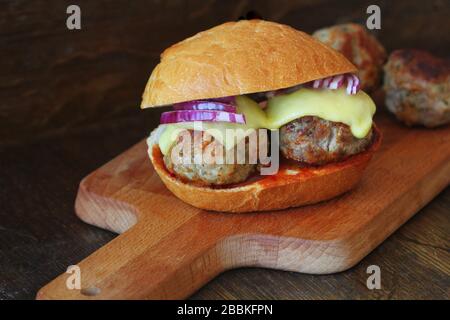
[266,88,375,138]
[158,122,259,155]
[157,88,376,155]
[157,96,266,155]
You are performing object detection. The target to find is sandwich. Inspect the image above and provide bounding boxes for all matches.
[141,20,381,213]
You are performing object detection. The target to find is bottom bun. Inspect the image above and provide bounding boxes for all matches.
[149,125,381,213]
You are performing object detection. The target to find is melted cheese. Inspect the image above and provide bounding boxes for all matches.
[157,88,375,155]
[158,96,265,155]
[158,122,258,155]
[266,88,375,138]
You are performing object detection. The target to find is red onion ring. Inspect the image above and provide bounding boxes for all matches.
[173,100,237,113]
[352,74,360,93]
[329,75,344,89]
[307,73,360,95]
[346,76,354,95]
[160,110,246,124]
[313,78,323,89]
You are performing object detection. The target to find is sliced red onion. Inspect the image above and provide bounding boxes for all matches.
[352,74,360,93]
[173,100,237,113]
[160,110,246,124]
[328,75,344,89]
[307,73,360,95]
[346,76,354,95]
[312,78,323,89]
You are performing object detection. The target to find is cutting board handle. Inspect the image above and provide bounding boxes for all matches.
[36,217,230,299]
[36,180,233,300]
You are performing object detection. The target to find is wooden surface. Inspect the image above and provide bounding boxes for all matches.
[36,110,450,299]
[1,108,449,299]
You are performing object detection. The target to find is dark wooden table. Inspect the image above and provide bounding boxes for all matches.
[0,108,448,300]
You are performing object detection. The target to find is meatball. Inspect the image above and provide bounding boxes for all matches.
[313,23,386,92]
[163,130,256,186]
[383,49,450,128]
[280,116,373,165]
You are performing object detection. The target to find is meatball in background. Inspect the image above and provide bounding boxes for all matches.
[313,23,386,92]
[383,49,450,128]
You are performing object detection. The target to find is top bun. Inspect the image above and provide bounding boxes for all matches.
[141,20,357,108]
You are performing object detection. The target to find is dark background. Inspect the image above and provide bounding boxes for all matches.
[0,0,449,299]
[2,0,450,145]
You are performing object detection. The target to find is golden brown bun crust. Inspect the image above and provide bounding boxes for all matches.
[142,20,357,108]
[149,125,381,213]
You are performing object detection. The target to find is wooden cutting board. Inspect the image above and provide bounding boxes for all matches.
[37,111,450,300]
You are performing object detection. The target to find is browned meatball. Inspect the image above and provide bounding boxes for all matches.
[280,117,373,165]
[383,49,450,128]
[313,23,386,92]
[163,130,256,186]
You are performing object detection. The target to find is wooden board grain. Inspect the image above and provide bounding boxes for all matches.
[36,112,450,299]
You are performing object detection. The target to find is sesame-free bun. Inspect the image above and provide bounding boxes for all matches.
[148,125,381,213]
[141,20,357,108]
